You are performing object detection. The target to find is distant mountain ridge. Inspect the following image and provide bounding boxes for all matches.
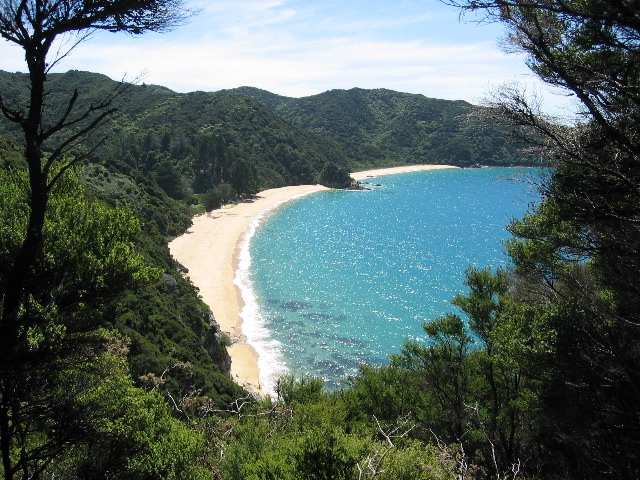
[0,70,537,189]
[216,86,532,168]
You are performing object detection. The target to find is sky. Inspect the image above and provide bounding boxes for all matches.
[0,0,576,115]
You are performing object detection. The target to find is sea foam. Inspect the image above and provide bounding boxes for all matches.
[234,191,319,397]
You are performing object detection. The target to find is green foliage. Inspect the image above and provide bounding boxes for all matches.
[365,268,547,478]
[81,160,193,239]
[318,162,353,188]
[79,159,244,406]
[112,276,246,406]
[505,199,589,280]
[392,314,474,441]
[230,158,260,197]
[0,165,158,332]
[217,417,297,480]
[209,383,458,480]
[506,191,640,477]
[275,374,325,406]
[1,328,215,480]
[504,163,640,477]
[342,364,416,424]
[0,136,23,167]
[0,154,240,477]
[371,440,457,480]
[0,164,163,478]
[203,187,225,211]
[440,2,640,473]
[452,267,510,351]
[153,159,187,200]
[42,334,212,480]
[293,426,368,480]
[219,86,538,168]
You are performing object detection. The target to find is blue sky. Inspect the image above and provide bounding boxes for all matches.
[0,0,575,114]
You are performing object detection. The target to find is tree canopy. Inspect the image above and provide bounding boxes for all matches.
[441,1,640,477]
[0,0,192,362]
[0,1,195,478]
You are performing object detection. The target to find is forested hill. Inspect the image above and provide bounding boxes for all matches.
[0,70,351,195]
[0,70,536,196]
[217,86,531,167]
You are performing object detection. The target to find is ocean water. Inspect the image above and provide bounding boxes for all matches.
[236,168,542,393]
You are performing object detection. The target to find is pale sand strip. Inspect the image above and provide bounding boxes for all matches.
[169,185,328,395]
[351,163,457,180]
[168,164,457,396]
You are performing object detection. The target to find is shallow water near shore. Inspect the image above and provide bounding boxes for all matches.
[238,168,542,392]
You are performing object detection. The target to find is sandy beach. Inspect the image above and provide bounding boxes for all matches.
[351,164,455,180]
[168,164,456,396]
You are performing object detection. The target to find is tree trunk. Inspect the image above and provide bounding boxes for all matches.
[0,384,12,480]
[0,55,48,365]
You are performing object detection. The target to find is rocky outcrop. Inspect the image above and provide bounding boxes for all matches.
[203,313,233,378]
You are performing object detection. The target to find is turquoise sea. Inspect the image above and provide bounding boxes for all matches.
[235,168,542,393]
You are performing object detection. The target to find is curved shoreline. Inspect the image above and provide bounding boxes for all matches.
[168,164,456,396]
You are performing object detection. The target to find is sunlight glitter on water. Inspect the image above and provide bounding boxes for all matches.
[243,168,541,389]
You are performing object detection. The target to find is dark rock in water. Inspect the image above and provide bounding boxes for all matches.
[346,180,371,190]
[301,313,334,320]
[280,300,312,311]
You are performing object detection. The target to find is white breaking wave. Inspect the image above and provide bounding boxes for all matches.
[233,191,317,397]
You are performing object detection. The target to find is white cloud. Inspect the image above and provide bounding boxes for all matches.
[0,0,573,114]
[0,42,26,72]
[55,33,526,102]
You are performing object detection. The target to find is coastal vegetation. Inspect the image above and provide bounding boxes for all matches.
[0,0,638,479]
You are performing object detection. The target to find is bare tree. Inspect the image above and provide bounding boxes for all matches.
[0,1,193,478]
[0,0,192,365]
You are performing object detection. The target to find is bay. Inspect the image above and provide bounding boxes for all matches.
[238,167,542,391]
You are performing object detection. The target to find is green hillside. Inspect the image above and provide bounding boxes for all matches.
[0,71,537,202]
[0,70,350,195]
[218,86,534,168]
